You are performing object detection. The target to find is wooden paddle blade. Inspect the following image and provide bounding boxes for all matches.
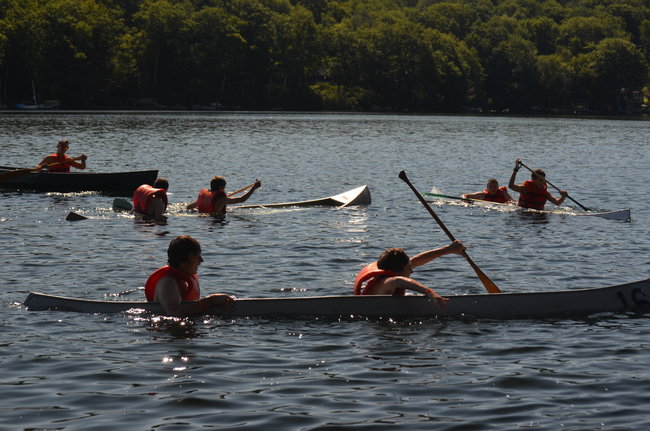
[462,252,501,294]
[65,212,88,221]
[0,168,35,183]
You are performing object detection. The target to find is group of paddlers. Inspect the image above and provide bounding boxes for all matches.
[37,140,565,317]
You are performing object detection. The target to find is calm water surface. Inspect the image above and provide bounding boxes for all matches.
[1,112,649,430]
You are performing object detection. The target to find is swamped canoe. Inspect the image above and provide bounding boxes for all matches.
[424,192,631,221]
[235,185,371,209]
[0,166,158,195]
[23,278,650,319]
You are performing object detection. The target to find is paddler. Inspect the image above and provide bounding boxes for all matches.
[145,235,236,316]
[509,158,567,210]
[132,177,169,222]
[461,178,515,203]
[353,241,466,309]
[187,175,261,215]
[35,140,87,172]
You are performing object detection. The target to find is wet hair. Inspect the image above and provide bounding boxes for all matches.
[57,140,69,146]
[153,177,169,190]
[486,178,498,186]
[377,248,410,273]
[167,235,201,267]
[210,176,227,192]
[532,168,546,180]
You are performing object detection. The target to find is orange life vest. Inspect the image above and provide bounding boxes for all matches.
[46,154,71,173]
[196,189,226,214]
[132,184,168,214]
[518,180,549,210]
[353,262,404,296]
[144,265,200,302]
[482,186,509,203]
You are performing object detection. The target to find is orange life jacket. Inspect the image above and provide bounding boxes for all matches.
[144,265,200,302]
[132,184,168,214]
[353,262,404,296]
[46,154,71,173]
[482,186,509,203]
[518,180,549,210]
[196,189,226,214]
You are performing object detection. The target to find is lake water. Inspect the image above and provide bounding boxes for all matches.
[1,112,649,430]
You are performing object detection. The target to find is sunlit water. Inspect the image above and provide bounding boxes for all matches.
[1,112,649,430]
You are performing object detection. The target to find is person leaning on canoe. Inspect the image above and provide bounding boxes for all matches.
[461,178,515,203]
[145,235,235,317]
[353,241,466,309]
[132,177,169,221]
[35,139,87,172]
[186,175,261,215]
[508,158,567,210]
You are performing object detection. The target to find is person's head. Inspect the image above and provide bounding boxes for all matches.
[167,235,202,272]
[531,169,546,186]
[210,176,227,192]
[56,140,69,154]
[153,177,169,190]
[485,178,499,194]
[377,248,412,276]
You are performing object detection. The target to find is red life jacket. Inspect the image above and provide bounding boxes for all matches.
[144,265,200,302]
[482,186,509,203]
[46,153,71,173]
[518,180,549,210]
[132,184,168,214]
[353,262,404,296]
[196,189,226,214]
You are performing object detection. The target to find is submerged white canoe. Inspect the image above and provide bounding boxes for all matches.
[423,192,631,221]
[23,278,650,319]
[235,185,371,209]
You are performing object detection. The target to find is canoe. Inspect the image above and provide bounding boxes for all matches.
[424,192,631,221]
[234,185,371,209]
[23,278,650,319]
[0,166,158,195]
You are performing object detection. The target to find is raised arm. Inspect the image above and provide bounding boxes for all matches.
[410,240,465,269]
[225,180,261,204]
[508,159,524,193]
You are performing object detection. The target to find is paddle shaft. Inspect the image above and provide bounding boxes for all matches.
[518,162,590,211]
[399,170,502,294]
[228,182,257,197]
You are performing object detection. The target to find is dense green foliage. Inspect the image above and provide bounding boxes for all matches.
[1,0,648,113]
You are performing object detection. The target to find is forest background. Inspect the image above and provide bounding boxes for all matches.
[0,0,649,114]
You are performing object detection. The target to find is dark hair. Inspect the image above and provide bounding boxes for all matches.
[486,178,498,186]
[377,248,410,273]
[210,176,227,192]
[153,177,169,190]
[58,139,69,146]
[532,168,546,179]
[167,235,201,267]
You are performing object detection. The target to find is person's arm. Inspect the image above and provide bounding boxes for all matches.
[547,190,568,206]
[385,276,448,308]
[508,159,524,193]
[225,180,261,204]
[461,191,485,200]
[35,155,52,170]
[69,154,87,170]
[186,200,198,210]
[504,189,516,203]
[410,240,465,269]
[155,277,236,317]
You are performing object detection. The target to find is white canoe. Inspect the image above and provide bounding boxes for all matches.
[424,192,631,221]
[23,278,650,319]
[235,185,371,209]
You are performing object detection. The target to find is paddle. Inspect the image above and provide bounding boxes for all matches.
[0,156,84,183]
[399,170,502,294]
[65,212,88,221]
[227,182,257,197]
[518,161,591,211]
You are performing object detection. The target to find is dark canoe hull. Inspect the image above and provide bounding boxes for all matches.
[23,278,650,320]
[0,166,158,195]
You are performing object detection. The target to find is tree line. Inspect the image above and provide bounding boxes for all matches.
[1,0,648,114]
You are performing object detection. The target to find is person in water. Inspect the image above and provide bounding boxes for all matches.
[508,158,567,210]
[187,175,261,215]
[353,241,466,309]
[461,178,515,203]
[145,235,236,317]
[36,140,87,172]
[132,177,170,221]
